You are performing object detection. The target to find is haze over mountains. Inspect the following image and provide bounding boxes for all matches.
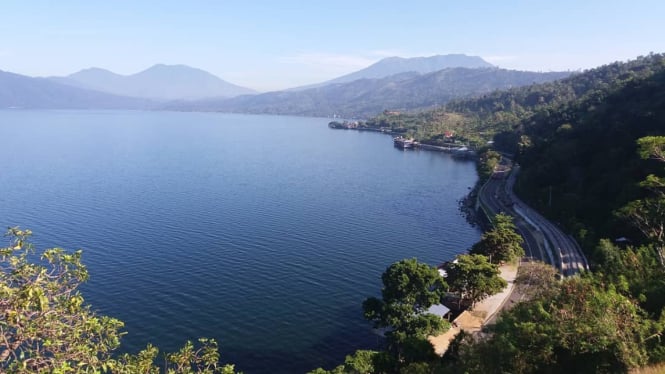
[173,68,571,118]
[0,54,571,115]
[165,54,569,117]
[51,64,257,100]
[291,53,495,90]
[0,69,150,109]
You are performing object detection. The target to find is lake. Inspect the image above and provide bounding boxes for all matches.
[0,110,480,373]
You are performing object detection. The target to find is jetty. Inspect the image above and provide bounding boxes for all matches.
[395,138,476,157]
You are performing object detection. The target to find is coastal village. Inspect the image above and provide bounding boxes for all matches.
[328,120,476,158]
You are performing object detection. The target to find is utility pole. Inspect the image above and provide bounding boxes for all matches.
[548,186,552,207]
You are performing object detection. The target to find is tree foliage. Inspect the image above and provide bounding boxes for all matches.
[618,136,665,267]
[470,213,524,263]
[451,277,661,373]
[362,259,449,370]
[0,228,238,374]
[594,239,665,316]
[638,136,665,163]
[306,350,380,374]
[378,259,447,312]
[363,259,448,329]
[445,254,506,308]
[514,261,559,301]
[476,149,501,183]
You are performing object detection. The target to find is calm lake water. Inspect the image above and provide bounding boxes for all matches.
[0,110,480,373]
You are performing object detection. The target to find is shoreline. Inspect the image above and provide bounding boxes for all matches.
[329,121,487,231]
[329,121,475,156]
[458,180,489,231]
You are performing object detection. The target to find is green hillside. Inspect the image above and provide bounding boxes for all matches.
[516,58,665,247]
[317,53,665,374]
[369,53,665,245]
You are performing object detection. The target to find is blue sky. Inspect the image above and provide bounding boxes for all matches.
[1,0,664,91]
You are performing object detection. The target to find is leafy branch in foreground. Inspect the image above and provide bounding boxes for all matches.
[0,227,239,374]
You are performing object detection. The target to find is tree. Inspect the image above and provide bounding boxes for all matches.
[453,277,660,373]
[637,136,665,162]
[445,254,506,308]
[363,259,448,328]
[619,136,665,266]
[0,227,238,373]
[477,149,501,182]
[594,239,665,315]
[470,213,524,263]
[362,259,449,368]
[306,350,379,374]
[514,261,559,301]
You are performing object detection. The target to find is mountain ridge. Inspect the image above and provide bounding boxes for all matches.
[290,54,495,91]
[169,67,571,118]
[52,64,257,100]
[0,69,151,109]
[2,54,569,115]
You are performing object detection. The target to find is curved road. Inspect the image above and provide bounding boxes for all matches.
[478,158,588,276]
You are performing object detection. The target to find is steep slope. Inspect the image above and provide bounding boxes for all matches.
[170,68,570,118]
[514,56,665,244]
[0,70,151,109]
[55,64,256,100]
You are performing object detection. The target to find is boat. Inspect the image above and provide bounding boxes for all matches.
[393,136,415,149]
[451,146,476,159]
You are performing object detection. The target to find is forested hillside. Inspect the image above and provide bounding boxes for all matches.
[318,54,665,373]
[367,54,664,146]
[368,54,665,245]
[516,58,665,247]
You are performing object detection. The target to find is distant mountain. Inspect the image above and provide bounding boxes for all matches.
[0,70,150,109]
[53,64,257,100]
[291,54,494,91]
[169,67,571,118]
[49,67,125,91]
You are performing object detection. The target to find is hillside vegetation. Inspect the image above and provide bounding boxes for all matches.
[370,53,665,245]
[312,53,665,373]
[167,68,569,118]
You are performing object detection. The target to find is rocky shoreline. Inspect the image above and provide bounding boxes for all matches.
[458,178,492,231]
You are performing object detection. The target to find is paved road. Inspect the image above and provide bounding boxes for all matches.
[478,158,588,276]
